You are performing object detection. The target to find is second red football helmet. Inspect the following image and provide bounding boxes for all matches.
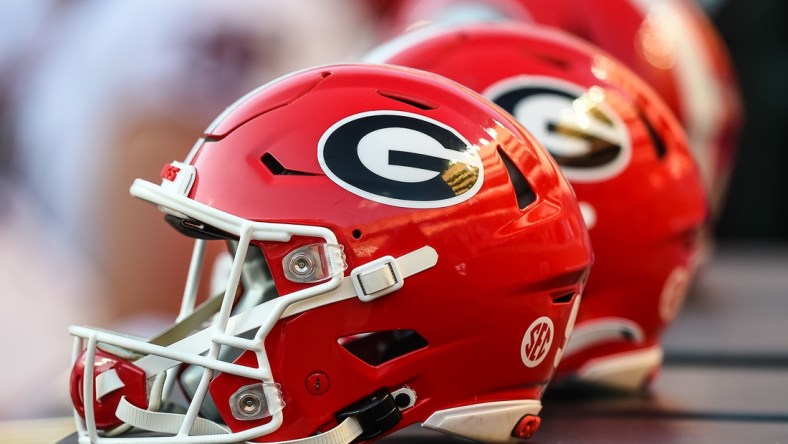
[368,23,708,390]
[383,0,741,216]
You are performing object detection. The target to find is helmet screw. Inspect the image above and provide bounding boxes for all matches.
[237,391,263,418]
[306,371,330,395]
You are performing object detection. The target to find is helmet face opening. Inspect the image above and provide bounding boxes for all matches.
[70,179,349,441]
[68,63,593,443]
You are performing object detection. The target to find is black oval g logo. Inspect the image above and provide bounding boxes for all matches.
[485,77,631,182]
[318,111,484,208]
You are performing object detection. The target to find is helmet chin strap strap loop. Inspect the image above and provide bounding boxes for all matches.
[115,397,363,444]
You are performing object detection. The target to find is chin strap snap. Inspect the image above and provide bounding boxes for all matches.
[336,390,401,441]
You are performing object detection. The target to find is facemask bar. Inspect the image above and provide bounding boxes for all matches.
[69,178,346,443]
[177,239,279,423]
[180,239,208,320]
[70,177,440,444]
[160,239,208,412]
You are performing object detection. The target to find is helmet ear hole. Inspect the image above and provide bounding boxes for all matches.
[338,330,428,366]
[352,229,362,239]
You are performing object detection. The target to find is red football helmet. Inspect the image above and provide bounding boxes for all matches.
[368,24,707,390]
[68,63,592,443]
[383,0,741,215]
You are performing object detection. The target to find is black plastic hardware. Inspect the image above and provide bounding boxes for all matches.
[336,390,402,441]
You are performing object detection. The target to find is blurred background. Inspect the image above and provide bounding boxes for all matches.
[710,0,788,241]
[0,0,379,422]
[0,0,784,436]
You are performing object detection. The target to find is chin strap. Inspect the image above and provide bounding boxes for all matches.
[83,246,437,443]
[115,397,230,436]
[116,397,363,444]
[95,246,439,398]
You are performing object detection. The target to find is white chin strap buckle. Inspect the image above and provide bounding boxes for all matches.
[351,256,403,302]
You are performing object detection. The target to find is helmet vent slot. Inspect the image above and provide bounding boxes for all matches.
[498,146,536,210]
[522,49,572,71]
[637,110,667,159]
[551,292,575,304]
[261,152,319,176]
[377,90,437,110]
[338,329,427,366]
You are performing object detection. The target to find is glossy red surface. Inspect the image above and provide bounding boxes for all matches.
[384,0,741,212]
[517,0,741,210]
[371,24,707,385]
[69,349,148,430]
[185,64,592,441]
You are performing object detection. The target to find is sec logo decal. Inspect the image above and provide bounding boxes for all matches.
[521,316,554,368]
[485,76,631,183]
[318,110,484,208]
